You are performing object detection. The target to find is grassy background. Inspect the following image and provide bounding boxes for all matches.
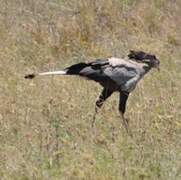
[0,0,181,179]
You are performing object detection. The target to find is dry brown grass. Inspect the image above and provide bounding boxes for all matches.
[0,0,181,179]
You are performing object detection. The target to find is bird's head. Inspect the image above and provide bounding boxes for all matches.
[128,50,160,70]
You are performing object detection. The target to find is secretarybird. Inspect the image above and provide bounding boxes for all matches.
[25,50,160,134]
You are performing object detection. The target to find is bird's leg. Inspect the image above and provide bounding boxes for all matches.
[119,92,132,136]
[92,98,103,127]
[92,88,113,127]
[92,108,97,128]
[120,113,132,137]
[120,112,129,134]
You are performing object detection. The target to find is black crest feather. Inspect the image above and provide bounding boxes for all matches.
[128,50,147,60]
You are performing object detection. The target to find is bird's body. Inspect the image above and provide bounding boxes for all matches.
[25,50,160,134]
[103,57,150,92]
[64,57,150,92]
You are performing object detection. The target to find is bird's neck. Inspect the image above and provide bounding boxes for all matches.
[136,63,152,79]
[143,63,152,72]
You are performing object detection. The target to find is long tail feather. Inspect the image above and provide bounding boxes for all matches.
[39,70,66,76]
[24,62,89,79]
[24,70,66,79]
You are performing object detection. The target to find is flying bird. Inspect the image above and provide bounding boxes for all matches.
[25,50,160,134]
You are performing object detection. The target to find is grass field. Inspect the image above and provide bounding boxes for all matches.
[0,0,181,179]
